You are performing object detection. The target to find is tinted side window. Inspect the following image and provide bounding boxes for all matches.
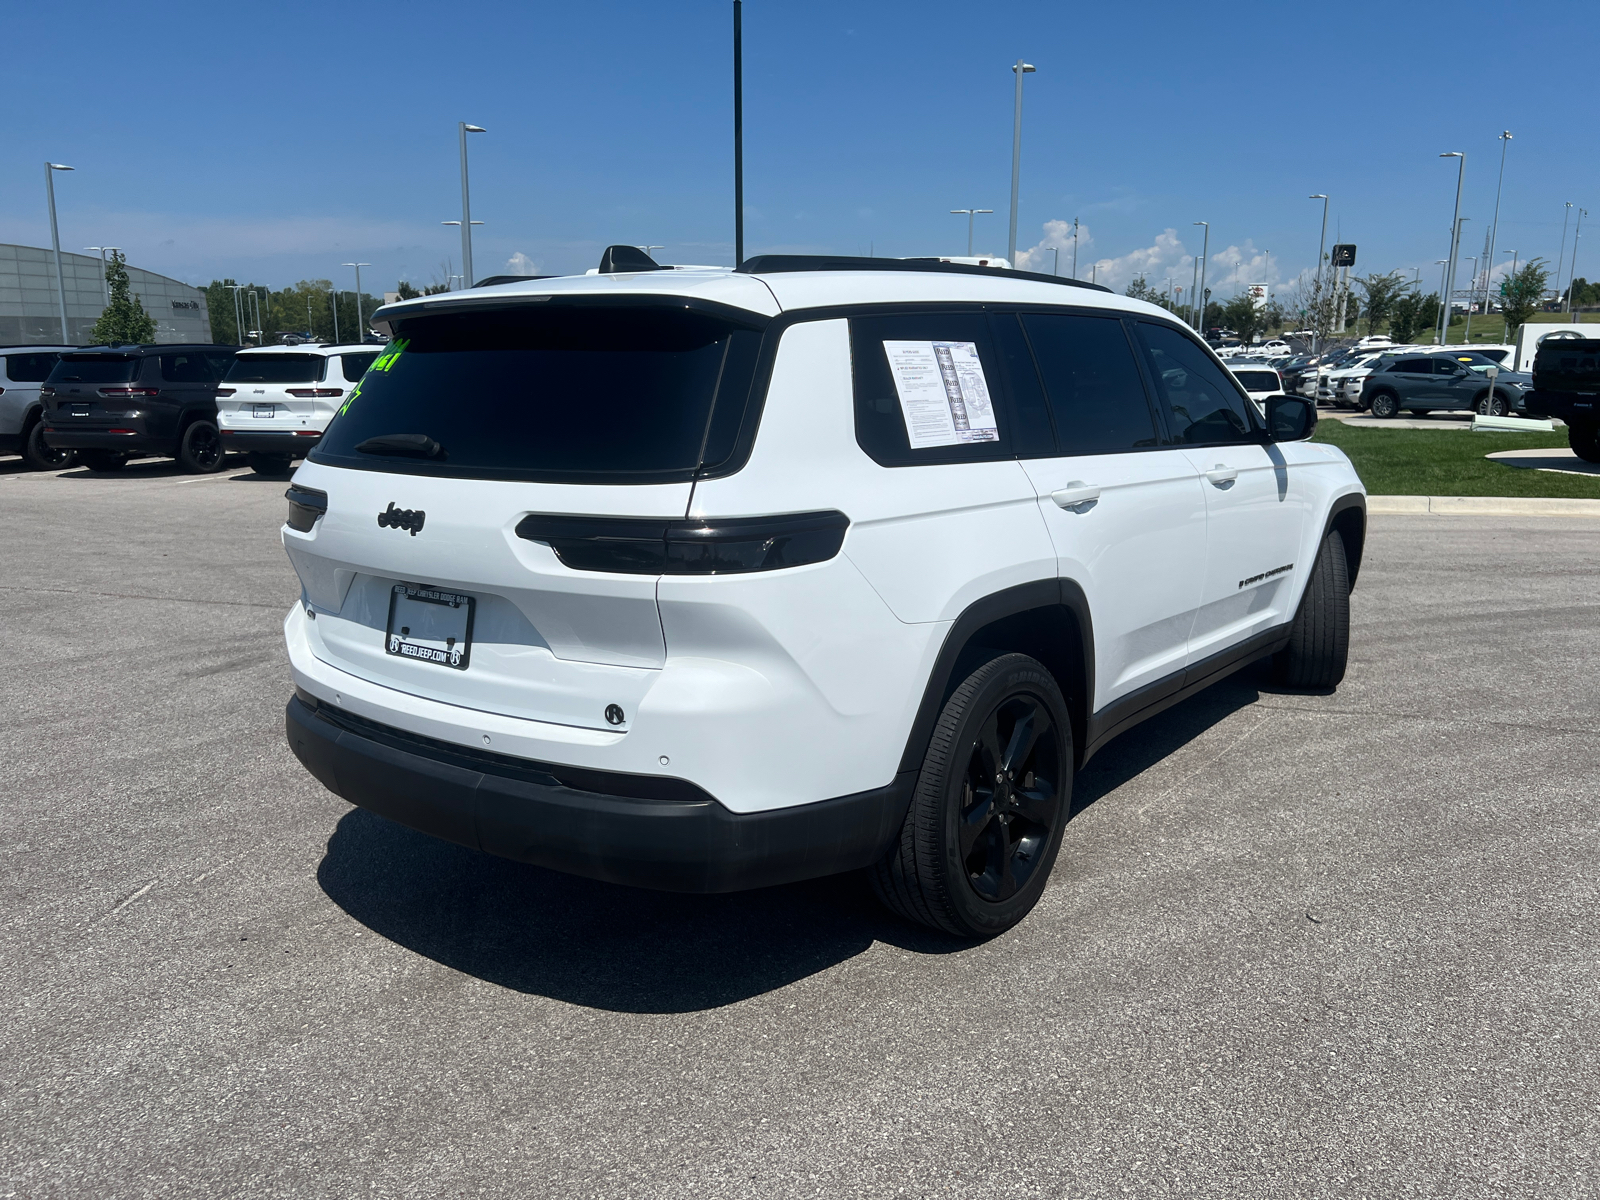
[1391,358,1428,373]
[1428,358,1463,376]
[161,353,215,383]
[5,353,58,382]
[850,312,1011,466]
[204,352,236,380]
[1022,314,1157,453]
[340,352,379,382]
[988,314,1056,458]
[1135,323,1256,445]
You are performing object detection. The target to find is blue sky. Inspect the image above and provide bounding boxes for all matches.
[3,0,1597,304]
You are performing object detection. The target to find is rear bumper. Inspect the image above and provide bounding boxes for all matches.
[41,426,170,454]
[1524,389,1597,423]
[286,693,915,893]
[221,428,322,454]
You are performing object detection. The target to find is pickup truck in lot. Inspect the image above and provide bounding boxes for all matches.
[1523,337,1600,462]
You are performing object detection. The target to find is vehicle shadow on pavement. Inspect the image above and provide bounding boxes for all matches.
[317,667,1267,1013]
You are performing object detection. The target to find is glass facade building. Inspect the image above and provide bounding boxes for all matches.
[0,243,213,345]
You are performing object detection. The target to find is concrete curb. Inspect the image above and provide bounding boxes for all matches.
[1369,495,1600,517]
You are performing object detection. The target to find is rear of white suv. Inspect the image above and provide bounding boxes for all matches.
[282,256,1364,936]
[217,344,379,474]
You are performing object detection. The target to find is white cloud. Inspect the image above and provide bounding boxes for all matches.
[1016,219,1280,299]
[505,251,540,276]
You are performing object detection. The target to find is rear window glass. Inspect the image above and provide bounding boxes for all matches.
[1232,370,1280,392]
[225,354,325,384]
[5,352,59,382]
[340,352,379,382]
[311,305,763,483]
[49,355,138,384]
[161,353,228,383]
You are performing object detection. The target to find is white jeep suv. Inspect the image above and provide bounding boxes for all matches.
[280,251,1365,937]
[217,343,381,475]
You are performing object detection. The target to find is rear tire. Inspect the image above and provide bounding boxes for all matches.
[1570,422,1600,464]
[1273,529,1350,690]
[22,419,74,470]
[247,452,293,476]
[1476,392,1508,417]
[178,420,225,473]
[79,450,128,472]
[871,653,1072,938]
[1368,391,1400,419]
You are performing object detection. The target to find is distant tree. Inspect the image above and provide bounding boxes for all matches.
[1220,292,1267,345]
[1124,274,1165,306]
[423,282,451,295]
[1561,275,1600,309]
[1499,259,1551,333]
[87,251,158,345]
[395,280,423,300]
[1355,271,1408,336]
[1263,298,1286,333]
[1388,288,1425,343]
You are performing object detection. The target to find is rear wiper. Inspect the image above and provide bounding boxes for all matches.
[355,433,445,459]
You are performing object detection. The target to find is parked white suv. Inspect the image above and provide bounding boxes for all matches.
[280,252,1366,937]
[216,343,380,475]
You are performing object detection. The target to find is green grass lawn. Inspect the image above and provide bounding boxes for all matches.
[1310,419,1600,497]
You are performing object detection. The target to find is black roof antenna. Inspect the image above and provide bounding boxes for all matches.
[598,245,666,273]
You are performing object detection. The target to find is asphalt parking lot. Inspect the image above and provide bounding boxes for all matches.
[4,456,1599,1199]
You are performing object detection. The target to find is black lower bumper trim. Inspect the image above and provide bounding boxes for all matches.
[221,430,322,454]
[285,695,915,893]
[42,428,169,454]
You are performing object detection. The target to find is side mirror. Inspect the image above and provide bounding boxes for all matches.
[1264,394,1316,441]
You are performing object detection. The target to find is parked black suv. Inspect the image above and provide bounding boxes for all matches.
[41,345,238,472]
[1524,336,1600,461]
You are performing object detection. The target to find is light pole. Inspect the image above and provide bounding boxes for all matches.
[1484,131,1511,328]
[1194,221,1210,334]
[1464,256,1478,340]
[343,263,370,340]
[1189,252,1200,329]
[1501,250,1518,339]
[1309,195,1329,351]
[458,122,487,286]
[733,0,744,267]
[441,220,484,287]
[1435,259,1449,342]
[1557,201,1574,306]
[84,246,119,303]
[1438,153,1466,344]
[329,288,339,344]
[44,163,75,343]
[637,244,664,259]
[1006,60,1036,267]
[1568,208,1588,316]
[1072,217,1079,279]
[1052,248,1059,276]
[950,209,993,256]
[223,283,245,346]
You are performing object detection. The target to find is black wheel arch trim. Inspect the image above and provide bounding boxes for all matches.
[1322,491,1366,590]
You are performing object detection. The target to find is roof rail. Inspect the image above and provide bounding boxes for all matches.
[735,254,1112,292]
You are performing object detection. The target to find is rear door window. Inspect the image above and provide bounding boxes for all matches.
[312,303,764,484]
[850,311,1012,466]
[161,353,224,383]
[49,355,138,385]
[1135,322,1258,445]
[339,352,379,381]
[5,353,58,382]
[224,354,327,384]
[1021,312,1159,453]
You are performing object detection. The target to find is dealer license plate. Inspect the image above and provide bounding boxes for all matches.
[252,405,275,418]
[385,583,475,670]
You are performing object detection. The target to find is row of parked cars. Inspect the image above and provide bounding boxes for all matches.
[0,341,381,476]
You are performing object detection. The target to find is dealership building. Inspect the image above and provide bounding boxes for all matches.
[0,243,212,345]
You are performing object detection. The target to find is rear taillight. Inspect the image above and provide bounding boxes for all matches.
[99,387,159,397]
[285,484,328,532]
[216,388,236,397]
[286,388,343,398]
[515,511,850,575]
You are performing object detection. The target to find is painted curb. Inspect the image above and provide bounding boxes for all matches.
[1369,495,1600,517]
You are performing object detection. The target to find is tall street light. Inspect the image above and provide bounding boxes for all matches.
[1072,217,1079,279]
[1557,201,1574,305]
[1435,259,1449,342]
[1464,256,1478,340]
[44,163,74,343]
[224,283,246,346]
[442,220,484,288]
[329,287,340,344]
[1484,131,1512,325]
[950,208,993,256]
[1439,153,1466,344]
[84,246,119,303]
[1006,60,1035,267]
[733,0,744,267]
[458,123,487,286]
[343,263,370,340]
[1568,208,1588,315]
[1193,221,1210,333]
[1309,195,1329,351]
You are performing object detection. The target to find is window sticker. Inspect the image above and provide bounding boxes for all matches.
[883,340,999,448]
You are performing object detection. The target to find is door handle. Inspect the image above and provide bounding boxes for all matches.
[1205,465,1239,487]
[1051,482,1101,509]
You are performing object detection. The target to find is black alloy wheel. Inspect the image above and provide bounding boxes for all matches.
[22,420,74,470]
[179,420,225,473]
[1369,391,1400,419]
[957,693,1064,903]
[872,653,1073,938]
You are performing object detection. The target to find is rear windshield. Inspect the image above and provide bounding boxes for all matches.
[311,304,764,483]
[1232,371,1280,391]
[49,355,138,384]
[225,354,326,384]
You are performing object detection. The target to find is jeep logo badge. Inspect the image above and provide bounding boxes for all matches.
[378,502,426,536]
